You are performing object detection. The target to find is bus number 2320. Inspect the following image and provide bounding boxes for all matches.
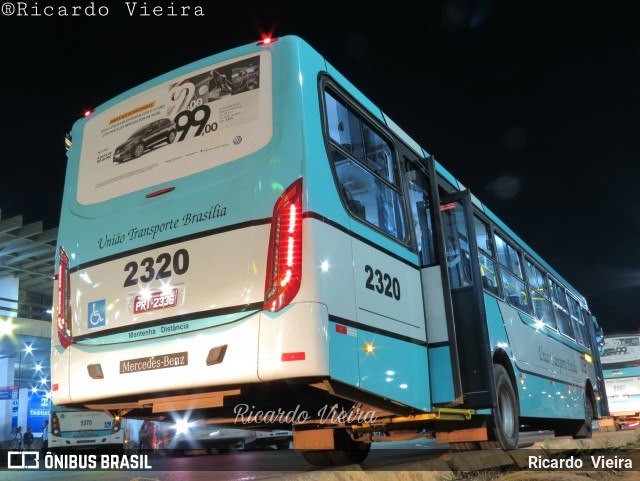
[364,265,401,300]
[124,249,190,287]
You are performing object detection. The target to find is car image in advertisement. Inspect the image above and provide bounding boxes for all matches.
[113,118,177,163]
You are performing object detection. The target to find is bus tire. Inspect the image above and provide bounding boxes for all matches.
[574,392,594,439]
[481,364,519,450]
[300,430,371,466]
[554,391,594,439]
[450,442,480,451]
[324,429,371,465]
[301,451,333,466]
[325,444,371,465]
[276,441,290,450]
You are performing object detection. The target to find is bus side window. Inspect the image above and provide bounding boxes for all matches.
[478,252,500,296]
[525,257,558,329]
[501,270,532,314]
[442,206,473,289]
[331,147,406,239]
[568,295,587,346]
[549,279,575,339]
[473,216,500,297]
[495,233,532,315]
[324,89,408,242]
[342,185,366,219]
[406,166,435,266]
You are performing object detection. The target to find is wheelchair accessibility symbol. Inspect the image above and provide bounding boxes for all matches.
[88,300,106,329]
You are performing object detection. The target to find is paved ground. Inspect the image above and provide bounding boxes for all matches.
[274,429,640,481]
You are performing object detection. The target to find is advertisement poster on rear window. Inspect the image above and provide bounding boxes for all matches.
[77,51,272,205]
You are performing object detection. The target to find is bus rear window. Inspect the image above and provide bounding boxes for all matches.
[75,52,272,205]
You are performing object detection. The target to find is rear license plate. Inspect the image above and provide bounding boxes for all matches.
[133,288,178,314]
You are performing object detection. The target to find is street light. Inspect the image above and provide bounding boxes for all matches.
[0,318,15,336]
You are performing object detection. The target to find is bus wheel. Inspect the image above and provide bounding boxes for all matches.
[276,441,290,450]
[450,442,480,451]
[325,443,371,465]
[481,364,519,450]
[300,430,371,466]
[301,451,332,466]
[574,392,594,439]
[325,429,371,465]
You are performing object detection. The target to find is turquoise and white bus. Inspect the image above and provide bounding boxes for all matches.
[52,36,607,465]
[601,333,640,430]
[49,405,125,452]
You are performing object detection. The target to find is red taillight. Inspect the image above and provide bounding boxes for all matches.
[264,179,303,312]
[51,412,60,435]
[112,416,121,434]
[57,247,73,348]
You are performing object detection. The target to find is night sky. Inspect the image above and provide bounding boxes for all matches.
[1,2,639,334]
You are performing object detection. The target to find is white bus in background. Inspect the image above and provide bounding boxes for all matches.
[49,405,126,452]
[601,333,640,430]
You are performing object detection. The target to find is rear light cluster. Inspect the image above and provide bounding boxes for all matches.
[112,416,121,434]
[57,247,73,348]
[51,411,61,436]
[264,179,303,312]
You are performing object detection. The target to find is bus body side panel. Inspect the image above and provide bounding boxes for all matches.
[351,240,425,342]
[357,328,430,411]
[428,346,455,404]
[257,302,329,381]
[301,43,430,409]
[422,266,456,404]
[328,321,360,387]
[300,220,360,385]
[299,46,354,233]
[296,41,364,390]
[350,239,429,411]
[496,302,594,419]
[259,217,356,381]
[483,294,513,359]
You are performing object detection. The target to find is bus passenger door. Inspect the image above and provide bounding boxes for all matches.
[584,313,610,417]
[424,157,495,409]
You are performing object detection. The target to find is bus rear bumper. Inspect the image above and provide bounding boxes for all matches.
[257,301,330,381]
[56,309,264,404]
[52,302,329,405]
